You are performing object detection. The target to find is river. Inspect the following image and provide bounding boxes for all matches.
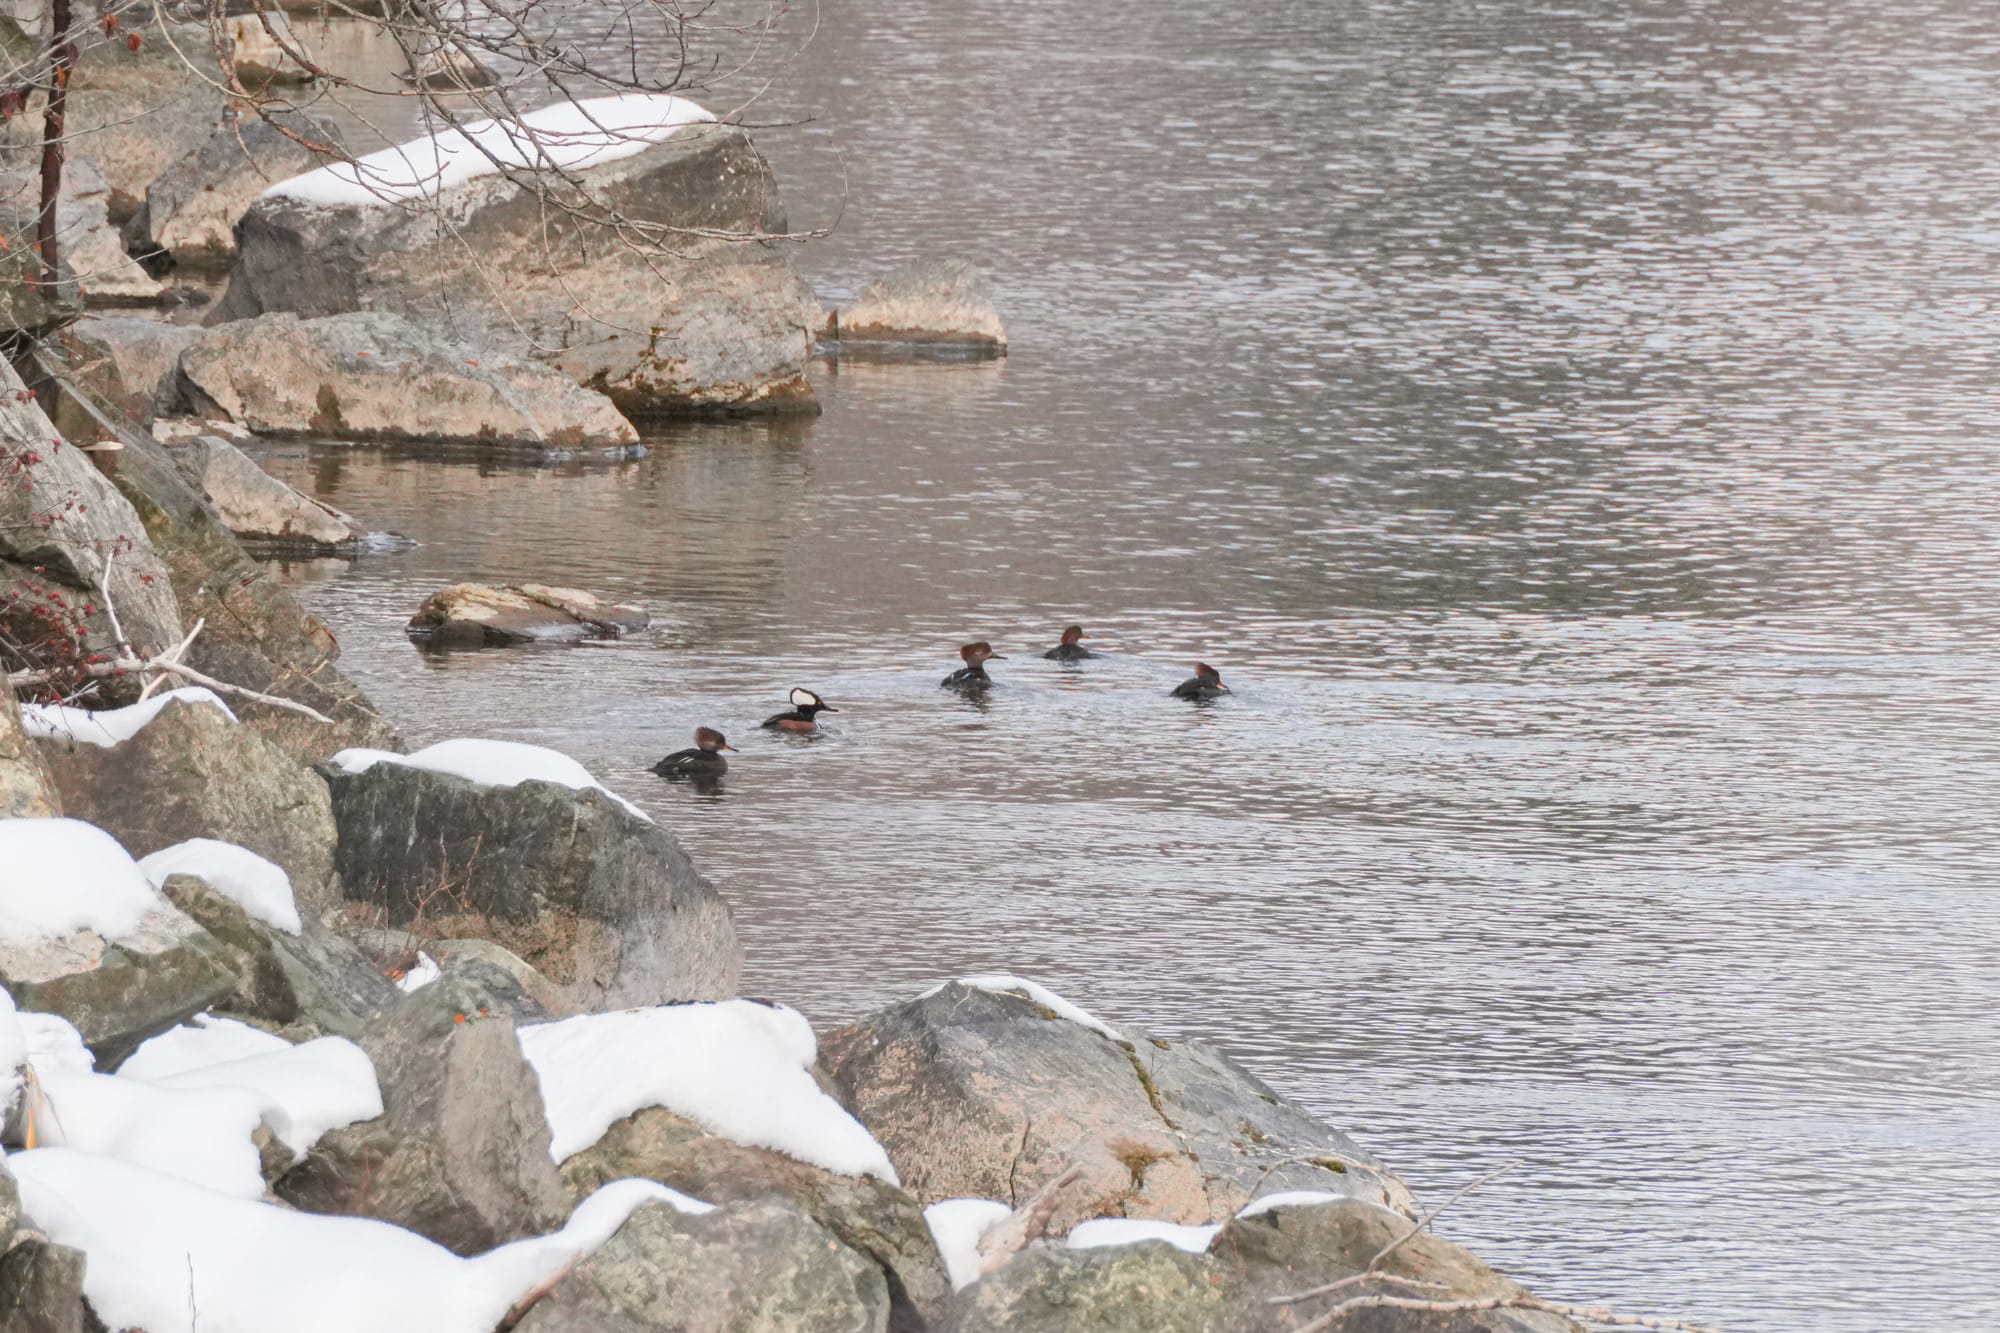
[254,2,2000,1328]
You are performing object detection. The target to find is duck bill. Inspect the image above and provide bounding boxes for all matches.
[820,706,839,713]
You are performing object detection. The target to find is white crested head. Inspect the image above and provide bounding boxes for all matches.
[789,688,822,708]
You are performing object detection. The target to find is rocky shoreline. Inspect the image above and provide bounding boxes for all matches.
[0,20,1668,1333]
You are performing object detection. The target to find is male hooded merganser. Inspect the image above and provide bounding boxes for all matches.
[942,641,1004,690]
[1043,625,1096,661]
[651,726,735,778]
[763,687,837,733]
[1171,662,1229,701]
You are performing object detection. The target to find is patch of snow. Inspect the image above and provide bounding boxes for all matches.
[12,1148,703,1333]
[19,1008,95,1077]
[331,737,652,822]
[1236,1190,1345,1219]
[1066,1217,1221,1253]
[0,818,167,945]
[924,1197,1013,1291]
[0,990,23,1112]
[28,1067,272,1197]
[120,1020,381,1156]
[18,686,236,749]
[396,949,441,993]
[520,1000,898,1183]
[919,973,1124,1042]
[267,92,714,209]
[137,839,302,934]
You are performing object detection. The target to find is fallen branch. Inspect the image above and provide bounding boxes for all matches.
[493,1256,577,1332]
[1272,1162,1520,1308]
[137,615,206,701]
[10,639,334,724]
[978,1163,1084,1275]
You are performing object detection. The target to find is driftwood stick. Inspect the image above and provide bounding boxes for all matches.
[978,1163,1084,1274]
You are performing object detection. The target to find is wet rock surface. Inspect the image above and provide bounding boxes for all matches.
[407,582,651,647]
[323,757,740,1008]
[834,259,1007,357]
[179,311,639,450]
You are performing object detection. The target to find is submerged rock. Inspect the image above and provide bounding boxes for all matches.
[407,582,650,648]
[515,1197,891,1333]
[220,108,819,416]
[835,260,1006,357]
[179,311,639,450]
[559,1104,951,1332]
[277,961,568,1254]
[822,981,1410,1237]
[37,696,343,919]
[158,430,364,553]
[323,756,740,1008]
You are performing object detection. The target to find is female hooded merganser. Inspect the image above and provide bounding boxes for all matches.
[651,726,735,778]
[942,641,1004,690]
[1043,625,1096,661]
[1171,662,1229,701]
[763,687,837,733]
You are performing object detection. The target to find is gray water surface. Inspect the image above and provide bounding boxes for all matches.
[258,3,2000,1328]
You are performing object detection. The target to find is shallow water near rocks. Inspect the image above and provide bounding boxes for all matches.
[254,2,2000,1329]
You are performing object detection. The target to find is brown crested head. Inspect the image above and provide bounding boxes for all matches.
[695,726,735,752]
[1194,662,1225,686]
[1060,625,1086,645]
[960,641,1004,663]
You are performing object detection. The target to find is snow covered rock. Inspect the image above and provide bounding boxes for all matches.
[821,980,1411,1238]
[1204,1196,1584,1333]
[942,1240,1221,1333]
[514,1197,890,1333]
[157,430,365,552]
[322,746,738,1009]
[277,961,568,1254]
[0,1239,93,1333]
[407,582,650,648]
[179,311,639,451]
[835,259,1007,357]
[35,694,342,918]
[53,315,200,426]
[159,872,396,1038]
[0,358,185,674]
[218,102,819,417]
[0,819,238,1065]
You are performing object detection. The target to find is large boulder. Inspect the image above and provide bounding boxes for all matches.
[36,695,342,919]
[559,1105,951,1333]
[25,361,400,761]
[217,105,820,417]
[323,757,739,1008]
[44,24,229,220]
[0,1239,94,1333]
[53,316,200,425]
[822,982,1410,1237]
[161,873,396,1039]
[136,110,339,268]
[0,156,162,304]
[835,260,1006,357]
[155,430,363,552]
[277,960,569,1253]
[0,896,237,1067]
[943,1242,1220,1333]
[180,311,639,450]
[407,582,649,648]
[0,360,184,681]
[1206,1197,1584,1333]
[516,1198,891,1333]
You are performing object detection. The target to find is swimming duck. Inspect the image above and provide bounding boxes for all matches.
[1043,625,1096,661]
[651,726,735,778]
[1171,662,1229,701]
[942,641,1004,690]
[763,687,837,733]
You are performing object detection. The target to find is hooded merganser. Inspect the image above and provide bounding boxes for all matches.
[651,726,735,778]
[1043,625,1096,661]
[763,687,837,733]
[942,641,1004,690]
[1171,662,1229,701]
